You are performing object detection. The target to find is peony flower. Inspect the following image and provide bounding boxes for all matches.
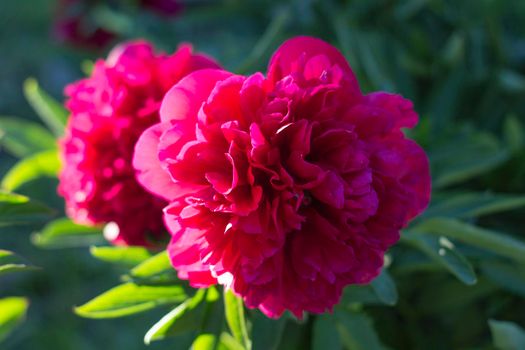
[52,0,116,49]
[133,36,431,316]
[140,0,183,16]
[58,40,220,245]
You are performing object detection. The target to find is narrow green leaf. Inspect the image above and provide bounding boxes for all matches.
[503,115,524,152]
[412,278,497,315]
[0,250,38,276]
[0,117,56,157]
[355,34,395,91]
[224,290,250,350]
[341,285,382,306]
[430,130,509,189]
[90,246,152,268]
[498,69,525,93]
[0,191,55,225]
[434,149,509,188]
[32,217,104,248]
[333,14,361,75]
[129,251,177,283]
[74,283,188,318]
[489,320,525,350]
[0,297,29,343]
[81,60,94,75]
[370,269,398,305]
[219,332,245,350]
[193,334,218,350]
[422,192,525,219]
[334,310,385,350]
[441,32,465,67]
[394,0,431,19]
[236,8,289,74]
[481,262,525,298]
[425,68,464,131]
[2,150,59,191]
[342,268,399,306]
[144,288,207,344]
[313,314,342,350]
[23,78,68,136]
[415,218,525,264]
[251,310,286,350]
[402,233,477,285]
[193,287,225,350]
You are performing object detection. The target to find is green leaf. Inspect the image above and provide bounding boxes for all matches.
[430,131,509,189]
[129,251,177,283]
[334,310,385,350]
[313,314,342,350]
[341,285,382,305]
[0,117,56,157]
[0,191,54,225]
[192,287,225,350]
[219,332,245,350]
[333,14,361,76]
[23,78,68,136]
[341,270,398,306]
[481,262,525,298]
[144,288,207,344]
[2,150,59,191]
[415,218,525,264]
[370,269,398,305]
[193,334,218,350]
[74,282,188,319]
[498,69,525,93]
[394,0,431,19]
[81,60,94,75]
[236,8,289,74]
[355,33,395,91]
[224,290,250,350]
[441,32,465,67]
[32,217,104,248]
[503,115,524,152]
[402,233,477,285]
[0,297,29,343]
[422,192,525,219]
[90,246,152,268]
[489,320,525,350]
[0,250,37,276]
[251,310,286,350]
[425,68,464,130]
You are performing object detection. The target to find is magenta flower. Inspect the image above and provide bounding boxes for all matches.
[58,41,220,246]
[52,0,116,49]
[133,36,431,316]
[140,0,183,16]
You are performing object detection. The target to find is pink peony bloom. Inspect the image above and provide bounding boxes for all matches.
[140,0,183,16]
[134,36,431,316]
[52,0,116,49]
[58,41,220,246]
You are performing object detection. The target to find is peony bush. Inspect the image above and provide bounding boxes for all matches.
[1,1,525,349]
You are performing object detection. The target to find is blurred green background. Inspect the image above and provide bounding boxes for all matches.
[1,0,525,349]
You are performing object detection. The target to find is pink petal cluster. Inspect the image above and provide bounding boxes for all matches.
[140,0,183,16]
[134,36,431,316]
[52,0,182,49]
[58,41,219,245]
[53,0,116,49]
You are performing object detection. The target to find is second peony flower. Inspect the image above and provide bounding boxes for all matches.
[133,36,431,318]
[58,40,220,246]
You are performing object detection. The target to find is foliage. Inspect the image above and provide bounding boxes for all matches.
[1,0,525,349]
